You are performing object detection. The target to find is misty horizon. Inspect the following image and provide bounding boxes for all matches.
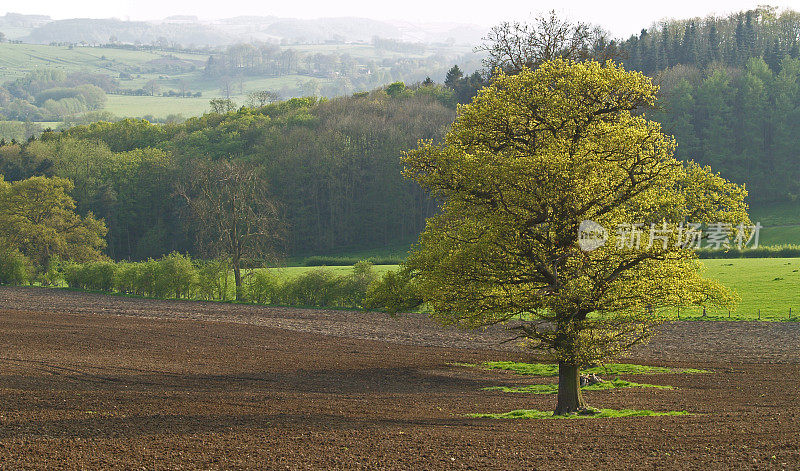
[3,0,800,38]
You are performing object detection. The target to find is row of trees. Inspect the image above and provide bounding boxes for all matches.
[621,6,800,74]
[651,56,800,202]
[62,257,381,309]
[0,69,111,121]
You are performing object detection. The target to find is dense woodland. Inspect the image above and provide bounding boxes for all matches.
[0,85,454,260]
[620,7,800,74]
[621,6,800,202]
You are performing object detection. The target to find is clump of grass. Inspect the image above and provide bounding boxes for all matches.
[467,409,691,419]
[482,379,673,394]
[471,361,710,376]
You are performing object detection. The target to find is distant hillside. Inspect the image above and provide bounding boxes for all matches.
[0,12,51,27]
[23,18,235,46]
[388,21,486,45]
[0,12,51,40]
[263,17,402,43]
[0,13,485,47]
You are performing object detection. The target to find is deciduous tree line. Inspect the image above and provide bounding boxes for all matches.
[0,86,455,263]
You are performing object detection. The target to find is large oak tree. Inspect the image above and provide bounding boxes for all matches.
[402,59,749,415]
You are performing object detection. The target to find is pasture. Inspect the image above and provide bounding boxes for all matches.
[0,43,331,122]
[103,94,213,119]
[696,258,800,320]
[750,202,800,246]
[0,43,205,81]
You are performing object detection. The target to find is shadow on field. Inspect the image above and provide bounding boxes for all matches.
[0,359,498,395]
[0,412,495,440]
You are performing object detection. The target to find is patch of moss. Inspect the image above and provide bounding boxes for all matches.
[467,409,691,419]
[473,361,710,376]
[482,379,673,394]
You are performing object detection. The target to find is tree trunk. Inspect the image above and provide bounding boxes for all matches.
[233,259,243,301]
[554,361,588,415]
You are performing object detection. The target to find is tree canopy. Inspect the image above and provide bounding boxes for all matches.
[0,175,107,267]
[402,59,749,414]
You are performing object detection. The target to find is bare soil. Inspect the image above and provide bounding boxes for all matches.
[0,286,798,469]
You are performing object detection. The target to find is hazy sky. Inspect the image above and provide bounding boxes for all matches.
[3,0,800,37]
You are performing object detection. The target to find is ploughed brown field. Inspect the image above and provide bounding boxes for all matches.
[0,287,798,469]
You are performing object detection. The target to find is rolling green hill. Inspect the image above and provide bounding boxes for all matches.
[0,43,208,81]
[0,41,476,126]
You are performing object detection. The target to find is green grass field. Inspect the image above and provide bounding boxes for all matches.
[272,257,799,321]
[749,202,800,226]
[0,41,438,122]
[468,361,708,376]
[258,265,397,280]
[0,43,333,121]
[758,226,800,245]
[482,380,674,394]
[467,409,691,419]
[285,241,415,266]
[750,202,800,245]
[103,95,213,119]
[0,43,209,81]
[688,258,799,320]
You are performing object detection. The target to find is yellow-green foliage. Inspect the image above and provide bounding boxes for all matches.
[61,258,384,308]
[0,175,107,267]
[245,269,281,304]
[64,261,116,291]
[196,259,233,301]
[402,59,750,365]
[65,253,198,299]
[0,244,32,285]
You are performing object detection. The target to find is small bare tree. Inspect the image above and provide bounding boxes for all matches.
[177,160,282,300]
[219,76,234,99]
[478,11,616,74]
[247,90,280,108]
[144,79,160,96]
[209,98,237,114]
